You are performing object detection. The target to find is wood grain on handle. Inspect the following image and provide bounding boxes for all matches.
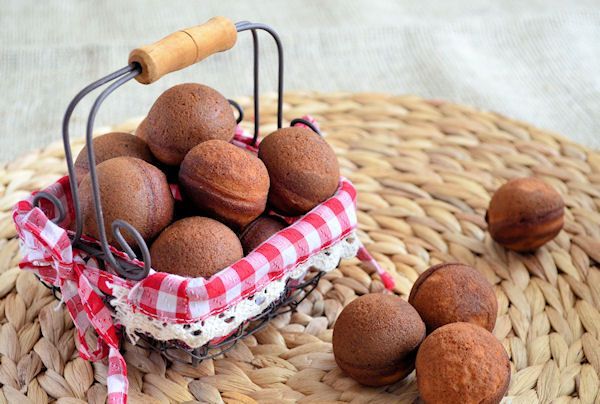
[129,16,237,84]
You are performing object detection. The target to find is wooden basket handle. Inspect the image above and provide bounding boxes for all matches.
[129,16,237,84]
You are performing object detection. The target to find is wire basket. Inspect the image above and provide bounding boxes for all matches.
[13,17,392,403]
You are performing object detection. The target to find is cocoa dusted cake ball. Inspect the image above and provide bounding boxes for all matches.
[416,322,510,404]
[239,215,287,254]
[258,126,340,216]
[150,216,243,278]
[486,177,564,252]
[143,83,236,165]
[74,132,154,183]
[79,157,174,246]
[409,263,497,333]
[333,293,426,386]
[179,140,270,229]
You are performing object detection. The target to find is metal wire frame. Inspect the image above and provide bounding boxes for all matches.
[32,191,66,224]
[235,20,285,143]
[31,20,286,281]
[37,276,61,300]
[291,118,322,136]
[228,99,244,124]
[28,18,331,368]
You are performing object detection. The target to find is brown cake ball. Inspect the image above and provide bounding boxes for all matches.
[239,216,287,254]
[179,140,269,229]
[333,293,426,386]
[150,217,243,278]
[416,322,510,404]
[486,177,564,252]
[143,83,236,165]
[79,157,174,246]
[135,118,149,141]
[409,263,497,333]
[74,132,154,183]
[258,126,340,216]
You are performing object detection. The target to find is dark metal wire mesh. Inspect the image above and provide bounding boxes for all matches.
[136,270,324,365]
[39,269,325,366]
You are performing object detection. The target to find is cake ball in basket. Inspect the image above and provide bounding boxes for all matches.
[258,126,340,216]
[143,83,236,165]
[409,262,497,333]
[78,156,174,246]
[416,322,510,404]
[74,132,154,183]
[239,215,288,254]
[179,139,270,229]
[333,293,426,386]
[150,216,243,278]
[135,117,149,141]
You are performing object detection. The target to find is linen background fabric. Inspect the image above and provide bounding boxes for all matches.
[1,0,599,162]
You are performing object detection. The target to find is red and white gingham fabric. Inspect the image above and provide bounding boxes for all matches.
[13,118,392,404]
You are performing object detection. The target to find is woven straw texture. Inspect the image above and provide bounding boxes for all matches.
[0,92,599,403]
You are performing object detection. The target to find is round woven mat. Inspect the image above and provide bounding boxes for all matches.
[0,92,599,404]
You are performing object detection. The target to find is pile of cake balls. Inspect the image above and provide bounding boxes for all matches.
[73,83,340,277]
[333,177,565,404]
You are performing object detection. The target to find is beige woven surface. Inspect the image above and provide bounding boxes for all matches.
[0,92,599,403]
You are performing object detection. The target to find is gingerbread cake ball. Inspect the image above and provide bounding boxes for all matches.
[409,263,497,333]
[258,126,340,216]
[74,132,154,183]
[333,293,426,386]
[416,322,510,404]
[486,177,564,252]
[239,216,287,254]
[150,216,243,278]
[79,157,174,246]
[179,140,269,229]
[143,83,236,165]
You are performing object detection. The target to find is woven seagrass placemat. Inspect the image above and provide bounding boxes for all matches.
[0,92,598,404]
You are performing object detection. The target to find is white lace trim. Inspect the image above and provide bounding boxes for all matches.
[111,232,360,348]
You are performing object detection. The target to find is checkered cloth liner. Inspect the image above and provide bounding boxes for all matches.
[13,118,392,404]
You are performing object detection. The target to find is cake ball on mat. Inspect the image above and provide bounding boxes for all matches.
[78,157,174,246]
[258,126,340,216]
[239,215,288,255]
[486,177,564,252]
[143,83,236,165]
[416,322,510,404]
[179,139,270,229]
[74,132,154,183]
[333,293,426,386]
[150,216,243,278]
[409,262,497,333]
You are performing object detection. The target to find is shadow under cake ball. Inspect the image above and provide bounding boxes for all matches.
[486,177,564,252]
[409,262,497,333]
[78,157,174,246]
[74,132,154,183]
[416,322,510,404]
[333,293,425,386]
[143,83,236,165]
[150,217,243,278]
[258,126,340,216]
[239,215,288,254]
[179,139,270,229]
